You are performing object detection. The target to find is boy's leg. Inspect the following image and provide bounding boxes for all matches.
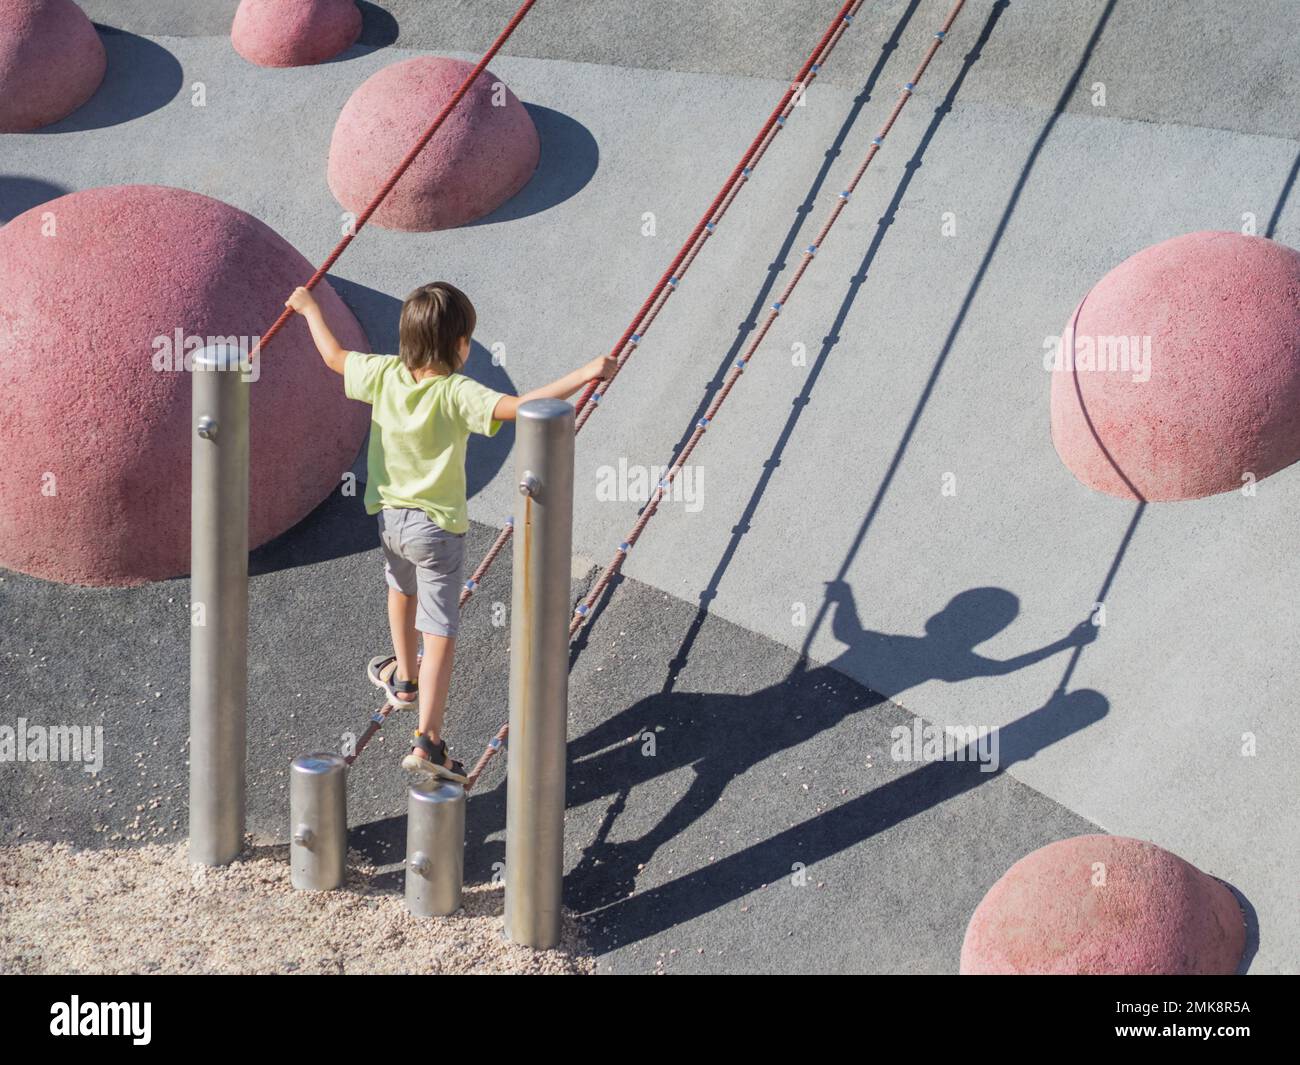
[387,586,420,692]
[378,510,419,705]
[417,632,456,749]
[404,516,465,769]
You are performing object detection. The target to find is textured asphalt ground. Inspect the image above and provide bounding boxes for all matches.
[3,1,1295,972]
[0,503,1105,973]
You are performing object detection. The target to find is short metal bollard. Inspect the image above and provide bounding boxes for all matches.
[405,781,466,917]
[289,753,348,891]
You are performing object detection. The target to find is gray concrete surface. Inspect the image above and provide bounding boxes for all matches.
[2,1,1296,972]
[79,0,1300,137]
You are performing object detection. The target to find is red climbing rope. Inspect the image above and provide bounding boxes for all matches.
[230,0,540,764]
[571,0,967,630]
[569,0,868,425]
[458,0,868,614]
[351,0,872,771]
[250,0,539,364]
[464,0,969,789]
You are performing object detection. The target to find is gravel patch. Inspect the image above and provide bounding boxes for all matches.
[0,840,594,975]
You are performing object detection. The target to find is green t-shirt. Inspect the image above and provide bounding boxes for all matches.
[344,352,504,534]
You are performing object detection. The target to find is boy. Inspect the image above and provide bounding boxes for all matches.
[286,281,613,782]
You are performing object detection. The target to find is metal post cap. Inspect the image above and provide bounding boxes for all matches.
[516,397,572,422]
[408,781,465,805]
[291,752,348,775]
[192,342,247,373]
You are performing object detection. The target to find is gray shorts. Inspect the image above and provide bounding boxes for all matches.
[377,508,466,637]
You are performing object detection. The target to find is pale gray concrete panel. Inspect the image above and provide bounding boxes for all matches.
[78,1,1300,137]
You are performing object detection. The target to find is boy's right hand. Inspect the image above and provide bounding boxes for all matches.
[285,286,318,315]
[586,355,617,381]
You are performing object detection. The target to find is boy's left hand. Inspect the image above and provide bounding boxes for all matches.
[285,286,318,315]
[587,355,617,381]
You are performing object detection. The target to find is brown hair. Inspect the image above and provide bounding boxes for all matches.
[398,282,476,374]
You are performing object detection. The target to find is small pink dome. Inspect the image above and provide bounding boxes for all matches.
[1051,231,1300,500]
[0,186,371,586]
[327,55,540,231]
[960,835,1245,975]
[231,0,361,68]
[0,0,106,132]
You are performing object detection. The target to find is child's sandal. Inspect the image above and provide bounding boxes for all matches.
[401,731,468,785]
[367,655,418,709]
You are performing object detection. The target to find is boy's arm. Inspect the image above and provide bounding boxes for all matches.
[492,356,616,421]
[285,286,348,375]
[974,619,1098,677]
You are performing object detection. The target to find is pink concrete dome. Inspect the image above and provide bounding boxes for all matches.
[960,835,1245,975]
[231,0,362,68]
[0,0,106,132]
[0,185,370,587]
[327,55,541,231]
[1051,231,1300,501]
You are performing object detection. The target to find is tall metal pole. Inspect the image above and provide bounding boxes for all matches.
[189,344,249,865]
[504,398,574,948]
